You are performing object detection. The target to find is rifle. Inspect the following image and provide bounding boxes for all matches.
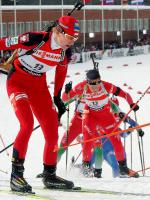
[90,53,99,71]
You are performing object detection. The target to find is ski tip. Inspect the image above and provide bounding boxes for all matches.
[28,191,36,194]
[72,186,81,190]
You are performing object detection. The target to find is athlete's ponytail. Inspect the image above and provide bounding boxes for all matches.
[42,21,58,32]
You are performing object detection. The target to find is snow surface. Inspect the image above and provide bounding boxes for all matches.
[0,54,150,200]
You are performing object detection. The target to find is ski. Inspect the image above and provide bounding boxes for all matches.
[69,188,150,196]
[36,186,150,196]
[48,187,150,196]
[0,188,53,200]
[1,184,150,197]
[44,186,82,192]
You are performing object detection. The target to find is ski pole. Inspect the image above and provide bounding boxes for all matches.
[0,134,9,156]
[63,81,74,173]
[98,85,150,157]
[54,86,150,151]
[0,124,40,154]
[55,86,150,151]
[0,94,74,155]
[69,150,82,171]
[136,166,150,174]
[0,142,13,154]
[111,86,150,135]
[56,122,150,150]
[140,136,146,175]
[123,122,126,155]
[91,85,150,149]
[65,105,70,173]
[134,112,145,176]
[0,169,8,174]
[130,132,133,170]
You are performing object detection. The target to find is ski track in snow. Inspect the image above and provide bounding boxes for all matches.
[0,54,150,200]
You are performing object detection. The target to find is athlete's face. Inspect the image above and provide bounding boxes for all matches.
[56,32,78,50]
[87,79,101,92]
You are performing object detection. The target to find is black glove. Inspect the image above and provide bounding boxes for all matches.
[54,96,66,121]
[65,81,72,94]
[119,112,129,122]
[66,48,73,63]
[130,103,139,112]
[119,112,125,119]
[137,129,144,137]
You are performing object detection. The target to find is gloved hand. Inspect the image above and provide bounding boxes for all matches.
[54,96,66,121]
[65,81,72,94]
[130,103,139,112]
[119,112,125,119]
[137,129,144,137]
[65,48,73,63]
[119,112,129,122]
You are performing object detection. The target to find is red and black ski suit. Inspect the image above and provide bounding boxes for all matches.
[63,80,134,162]
[0,32,69,165]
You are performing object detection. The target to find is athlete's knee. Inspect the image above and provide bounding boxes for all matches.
[19,116,34,135]
[45,137,58,151]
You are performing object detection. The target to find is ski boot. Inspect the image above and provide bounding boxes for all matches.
[93,168,102,178]
[36,173,43,178]
[118,160,139,178]
[10,158,33,193]
[81,161,94,177]
[42,165,74,189]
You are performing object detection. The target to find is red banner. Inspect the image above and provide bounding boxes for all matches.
[83,0,93,3]
[121,0,128,5]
